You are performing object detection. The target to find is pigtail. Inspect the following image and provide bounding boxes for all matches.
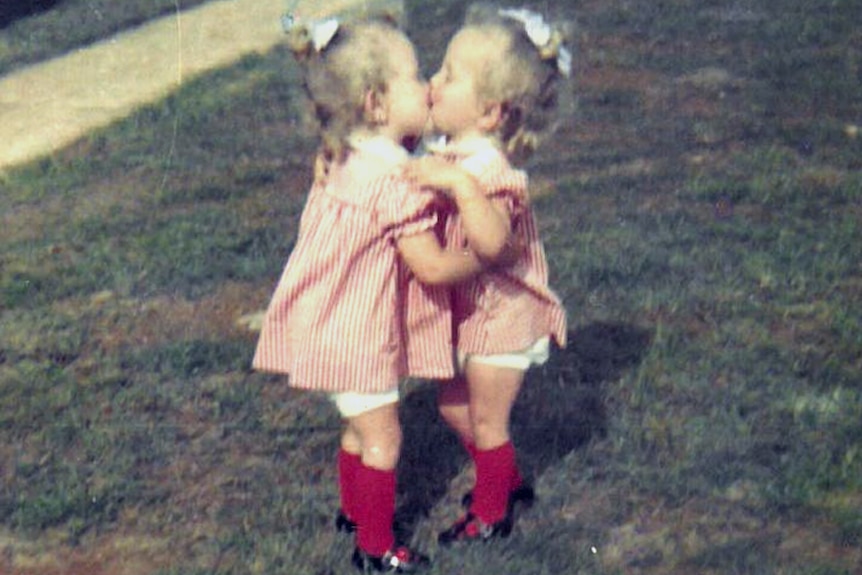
[282,15,346,176]
[283,21,314,60]
[502,52,566,163]
[306,55,355,168]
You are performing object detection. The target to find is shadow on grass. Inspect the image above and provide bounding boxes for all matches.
[0,0,63,28]
[395,321,652,536]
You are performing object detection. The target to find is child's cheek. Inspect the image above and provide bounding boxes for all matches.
[430,87,444,106]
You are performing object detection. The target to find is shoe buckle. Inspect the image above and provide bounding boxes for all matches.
[464,516,494,539]
[389,547,410,567]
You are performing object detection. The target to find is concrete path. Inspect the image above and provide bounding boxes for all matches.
[0,0,367,171]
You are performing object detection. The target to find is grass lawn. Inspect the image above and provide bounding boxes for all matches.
[1,0,861,574]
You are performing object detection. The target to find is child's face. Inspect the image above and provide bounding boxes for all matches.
[429,28,495,140]
[381,33,430,146]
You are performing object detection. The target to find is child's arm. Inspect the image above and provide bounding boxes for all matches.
[397,231,483,286]
[406,157,512,263]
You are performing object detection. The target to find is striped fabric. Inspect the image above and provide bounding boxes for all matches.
[252,136,454,393]
[425,136,568,356]
[400,215,458,379]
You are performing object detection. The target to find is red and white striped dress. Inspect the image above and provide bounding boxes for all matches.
[430,136,567,356]
[253,135,454,393]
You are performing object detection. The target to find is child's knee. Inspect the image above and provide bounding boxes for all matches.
[470,409,510,447]
[361,435,402,470]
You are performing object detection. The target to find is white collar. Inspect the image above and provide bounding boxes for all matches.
[424,134,501,157]
[448,135,501,157]
[425,135,506,178]
[348,133,409,166]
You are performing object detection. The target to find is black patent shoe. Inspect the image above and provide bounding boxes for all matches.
[337,511,403,536]
[335,509,357,534]
[351,546,430,573]
[437,512,512,545]
[461,483,536,509]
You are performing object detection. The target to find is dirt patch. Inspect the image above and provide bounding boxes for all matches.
[74,280,269,356]
[0,528,173,575]
[597,497,862,575]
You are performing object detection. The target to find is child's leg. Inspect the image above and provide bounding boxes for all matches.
[437,374,475,449]
[464,361,525,525]
[465,362,523,449]
[345,402,402,556]
[438,369,526,487]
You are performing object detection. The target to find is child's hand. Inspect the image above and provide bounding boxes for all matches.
[404,157,467,197]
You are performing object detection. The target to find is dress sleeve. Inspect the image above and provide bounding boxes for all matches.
[461,150,529,221]
[481,167,529,222]
[375,175,440,239]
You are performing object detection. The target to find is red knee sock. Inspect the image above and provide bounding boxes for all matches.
[338,449,362,520]
[470,441,517,525]
[466,438,523,488]
[354,463,396,556]
[464,439,523,492]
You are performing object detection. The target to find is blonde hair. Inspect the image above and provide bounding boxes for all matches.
[285,17,406,166]
[464,5,571,163]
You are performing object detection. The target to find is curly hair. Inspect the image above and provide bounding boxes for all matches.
[462,4,571,163]
[285,16,405,165]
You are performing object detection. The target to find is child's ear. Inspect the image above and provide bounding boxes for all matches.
[478,101,505,131]
[364,89,388,125]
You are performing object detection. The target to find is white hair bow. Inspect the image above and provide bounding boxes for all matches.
[282,14,340,52]
[499,8,572,77]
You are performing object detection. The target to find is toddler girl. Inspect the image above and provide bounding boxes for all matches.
[407,5,571,544]
[253,11,493,572]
